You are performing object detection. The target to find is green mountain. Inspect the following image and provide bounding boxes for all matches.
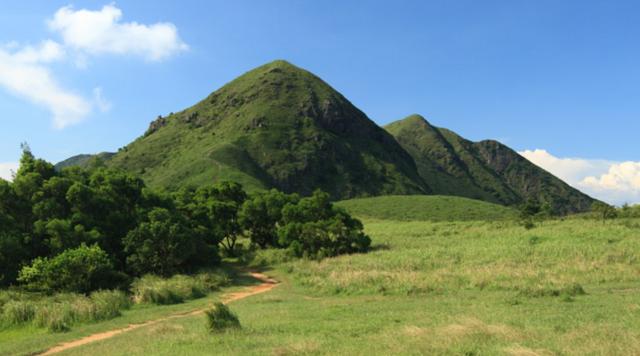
[97,60,428,198]
[384,114,595,213]
[56,61,595,213]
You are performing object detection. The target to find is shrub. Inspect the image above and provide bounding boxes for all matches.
[205,302,240,332]
[17,244,116,293]
[277,190,371,259]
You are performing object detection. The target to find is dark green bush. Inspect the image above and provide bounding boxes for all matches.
[17,244,116,293]
[277,191,371,258]
[205,302,240,332]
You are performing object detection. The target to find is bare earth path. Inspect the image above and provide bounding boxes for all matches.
[39,272,278,355]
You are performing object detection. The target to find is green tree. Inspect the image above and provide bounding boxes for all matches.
[0,228,27,286]
[191,182,247,256]
[123,208,197,276]
[239,189,298,248]
[278,190,370,258]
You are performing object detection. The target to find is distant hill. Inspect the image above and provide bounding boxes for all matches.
[385,115,595,213]
[55,152,115,171]
[56,60,595,212]
[336,195,517,221]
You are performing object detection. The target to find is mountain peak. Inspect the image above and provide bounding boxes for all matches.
[110,61,428,198]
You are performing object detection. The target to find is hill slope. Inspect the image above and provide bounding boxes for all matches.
[55,61,595,213]
[336,195,517,221]
[107,60,428,198]
[55,152,115,171]
[385,115,595,213]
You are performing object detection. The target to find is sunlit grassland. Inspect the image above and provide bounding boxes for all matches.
[53,217,640,355]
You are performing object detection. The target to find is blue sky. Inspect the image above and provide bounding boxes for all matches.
[1,1,639,204]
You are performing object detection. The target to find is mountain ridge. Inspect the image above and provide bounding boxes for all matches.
[55,60,595,213]
[384,114,595,213]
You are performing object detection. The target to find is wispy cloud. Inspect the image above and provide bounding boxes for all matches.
[0,4,187,129]
[0,41,91,129]
[519,149,640,205]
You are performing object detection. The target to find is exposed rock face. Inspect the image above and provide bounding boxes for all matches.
[145,116,168,136]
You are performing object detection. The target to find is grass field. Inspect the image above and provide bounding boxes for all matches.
[336,195,518,221]
[18,216,639,356]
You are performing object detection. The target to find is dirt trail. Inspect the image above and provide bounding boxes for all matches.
[39,272,278,355]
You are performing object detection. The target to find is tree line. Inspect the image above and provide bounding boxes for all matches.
[0,148,370,293]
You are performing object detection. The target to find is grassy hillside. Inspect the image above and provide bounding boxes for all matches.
[336,195,517,221]
[107,60,427,198]
[54,62,596,213]
[55,152,115,171]
[385,114,595,213]
[37,217,640,355]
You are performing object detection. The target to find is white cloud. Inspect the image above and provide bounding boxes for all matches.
[519,149,613,184]
[0,162,19,181]
[0,4,186,128]
[48,4,188,61]
[10,40,66,64]
[519,149,640,206]
[0,42,92,129]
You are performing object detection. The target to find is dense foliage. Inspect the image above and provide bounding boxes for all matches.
[0,147,369,292]
[17,244,116,293]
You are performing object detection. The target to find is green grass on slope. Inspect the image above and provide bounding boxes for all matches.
[335,195,517,221]
[107,60,426,198]
[56,218,640,356]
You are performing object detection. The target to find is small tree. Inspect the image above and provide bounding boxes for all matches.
[519,198,541,229]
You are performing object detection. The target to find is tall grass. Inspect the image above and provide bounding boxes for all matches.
[205,302,241,332]
[131,271,230,305]
[286,218,640,297]
[0,290,131,332]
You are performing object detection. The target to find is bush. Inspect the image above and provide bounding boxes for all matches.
[17,244,116,293]
[205,302,240,332]
[277,190,371,259]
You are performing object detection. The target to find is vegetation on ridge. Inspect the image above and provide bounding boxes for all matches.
[385,114,595,213]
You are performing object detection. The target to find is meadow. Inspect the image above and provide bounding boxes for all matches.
[7,212,637,355]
